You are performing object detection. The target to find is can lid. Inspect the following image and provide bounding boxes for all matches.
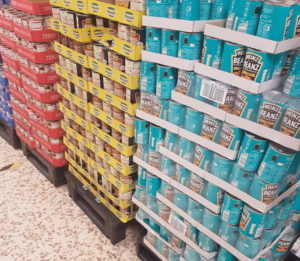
[288,97,300,110]
[263,90,289,104]
[270,142,296,155]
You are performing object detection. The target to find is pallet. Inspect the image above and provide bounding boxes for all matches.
[66,171,133,245]
[0,120,20,149]
[137,228,161,261]
[21,141,67,187]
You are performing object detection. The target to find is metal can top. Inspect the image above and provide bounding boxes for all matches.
[270,142,296,155]
[262,90,289,104]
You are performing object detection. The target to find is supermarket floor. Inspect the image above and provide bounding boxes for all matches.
[0,138,140,261]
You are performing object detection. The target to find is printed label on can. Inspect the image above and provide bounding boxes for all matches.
[231,48,246,75]
[189,173,205,194]
[275,237,292,253]
[194,146,204,166]
[262,183,279,203]
[280,108,300,137]
[201,117,220,141]
[176,71,192,95]
[242,52,262,81]
[219,125,235,148]
[258,102,283,128]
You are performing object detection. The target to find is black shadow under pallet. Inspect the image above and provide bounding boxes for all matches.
[0,120,20,149]
[21,141,67,187]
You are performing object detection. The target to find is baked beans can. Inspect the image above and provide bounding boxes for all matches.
[257,142,296,184]
[242,48,275,83]
[152,96,169,119]
[157,200,171,222]
[136,144,149,161]
[210,0,232,19]
[118,23,130,41]
[130,26,145,45]
[174,164,190,186]
[278,192,296,220]
[262,227,277,248]
[146,0,168,17]
[134,118,149,145]
[287,2,300,39]
[216,247,237,261]
[201,36,224,69]
[159,180,174,201]
[184,221,198,243]
[140,61,156,93]
[239,205,266,238]
[167,100,186,126]
[237,132,268,172]
[219,123,244,151]
[192,75,212,102]
[183,245,200,261]
[146,27,162,53]
[178,32,203,60]
[256,1,294,41]
[149,124,165,151]
[211,153,234,181]
[236,234,262,258]
[146,196,158,214]
[146,173,161,197]
[221,193,244,226]
[175,70,196,95]
[187,198,204,221]
[139,91,154,113]
[135,185,146,203]
[172,189,188,211]
[220,42,247,75]
[264,204,281,230]
[161,29,179,57]
[202,208,220,233]
[198,233,218,252]
[218,221,239,246]
[168,0,179,18]
[183,107,204,135]
[178,137,195,161]
[164,131,179,152]
[229,163,255,192]
[200,114,222,142]
[160,155,176,177]
[284,50,300,98]
[193,144,213,171]
[270,51,288,79]
[271,231,294,256]
[205,182,224,206]
[280,98,300,138]
[156,65,177,99]
[178,0,200,20]
[292,187,300,213]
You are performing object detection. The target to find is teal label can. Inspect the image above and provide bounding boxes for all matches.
[284,51,300,98]
[287,3,300,39]
[157,200,171,222]
[136,144,149,161]
[178,0,200,20]
[178,32,203,60]
[140,61,156,93]
[229,163,255,193]
[164,131,179,152]
[241,49,274,83]
[149,124,166,151]
[205,182,224,206]
[187,198,204,221]
[201,36,224,68]
[237,132,268,172]
[262,227,276,249]
[219,123,244,152]
[189,172,206,196]
[218,221,239,245]
[221,193,244,226]
[220,42,247,76]
[183,107,204,135]
[193,144,213,171]
[264,204,281,228]
[160,226,170,242]
[149,217,160,231]
[183,245,200,261]
[161,29,179,57]
[173,189,189,211]
[184,221,198,243]
[175,70,196,95]
[225,0,237,29]
[202,208,220,233]
[211,153,234,182]
[146,0,168,17]
[139,91,154,114]
[156,65,177,99]
[137,166,147,187]
[152,96,169,120]
[271,232,294,256]
[167,101,186,126]
[134,118,150,145]
[160,156,176,177]
[199,0,213,20]
[174,164,191,186]
[200,115,222,142]
[159,180,174,201]
[146,27,162,53]
[256,1,294,41]
[249,174,280,203]
[198,233,218,252]
[146,173,161,197]
[135,185,146,203]
[270,52,288,79]
[236,234,262,258]
[178,137,195,161]
[280,98,300,138]
[283,50,294,76]
[168,0,179,18]
[239,205,266,238]
[233,89,262,121]
[258,142,296,183]
[278,192,296,220]
[192,74,212,103]
[148,149,161,169]
[210,0,231,19]
[217,247,237,261]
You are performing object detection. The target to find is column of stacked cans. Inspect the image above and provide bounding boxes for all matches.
[50,0,145,222]
[133,0,300,261]
[0,3,66,167]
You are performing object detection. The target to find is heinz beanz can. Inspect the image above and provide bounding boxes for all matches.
[220,42,247,75]
[149,124,166,151]
[217,247,237,261]
[168,0,179,18]
[193,144,213,171]
[241,48,274,83]
[264,205,281,230]
[229,163,255,192]
[189,173,206,196]
[236,234,262,258]
[211,153,234,181]
[221,193,244,226]
[173,189,189,211]
[147,0,168,17]
[140,61,156,93]
[179,0,200,20]
[178,137,195,161]
[284,50,300,98]
[237,132,268,172]
[287,2,300,39]
[146,173,161,197]
[280,98,300,138]
[278,192,296,220]
[270,51,288,79]
[146,27,161,53]
[233,89,262,121]
[201,36,224,68]
[205,182,224,206]
[161,29,179,57]
[210,0,231,19]
[218,221,239,245]
[174,164,191,186]
[159,180,174,201]
[183,245,200,261]
[175,70,196,95]
[184,107,204,135]
[156,65,177,99]
[164,131,179,152]
[239,205,266,238]
[160,156,176,177]
[134,118,150,145]
[219,123,244,151]
[200,0,213,20]
[167,101,186,126]
[137,166,147,187]
[202,208,220,233]
[225,0,237,29]
[272,231,294,256]
[152,96,169,119]
[200,115,223,142]
[187,198,204,221]
[193,74,212,103]
[178,32,203,60]
[198,233,218,252]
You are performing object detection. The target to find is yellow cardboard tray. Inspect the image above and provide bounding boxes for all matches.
[50,0,89,13]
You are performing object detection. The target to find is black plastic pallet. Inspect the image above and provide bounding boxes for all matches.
[21,141,67,187]
[0,120,20,149]
[66,171,133,245]
[137,228,161,261]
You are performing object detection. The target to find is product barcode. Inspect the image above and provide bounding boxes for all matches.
[238,153,248,168]
[168,214,186,234]
[200,80,227,104]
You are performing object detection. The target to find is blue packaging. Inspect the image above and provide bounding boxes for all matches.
[134,118,150,145]
[146,27,162,53]
[218,123,244,152]
[193,74,212,103]
[148,217,160,232]
[175,70,196,96]
[210,0,231,19]
[135,185,146,203]
[179,0,200,20]
[277,192,296,220]
[183,245,200,261]
[161,29,179,57]
[147,0,168,17]
[178,32,203,60]
[292,187,300,213]
[264,204,281,230]
[173,189,189,211]
[178,137,195,161]
[146,196,159,214]
[193,144,213,171]
[174,164,191,186]
[187,198,204,221]
[152,96,169,120]
[262,227,277,248]
[146,174,161,197]
[159,180,174,201]
[160,226,171,242]
[221,193,244,226]
[200,115,223,142]
[211,153,234,182]
[156,65,177,99]
[189,172,206,196]
[198,233,218,252]
[137,166,147,187]
[160,156,176,178]
[149,124,166,151]
[205,182,224,206]
[164,131,179,152]
[217,247,237,261]
[218,221,239,245]
[184,221,199,243]
[140,61,156,93]
[157,200,171,222]
[168,0,179,18]
[202,208,220,233]
[229,163,255,193]
[167,101,186,126]
[236,234,262,258]
[184,107,204,135]
[201,36,224,68]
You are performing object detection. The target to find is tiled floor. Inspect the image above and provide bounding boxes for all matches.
[0,138,140,261]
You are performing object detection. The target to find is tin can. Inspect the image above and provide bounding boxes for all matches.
[258,142,296,183]
[168,248,181,261]
[198,233,218,252]
[167,101,186,126]
[199,0,213,20]
[161,29,179,57]
[134,118,149,145]
[149,216,160,232]
[130,26,145,45]
[284,50,300,98]
[217,247,237,261]
[152,96,169,120]
[137,167,147,187]
[178,32,203,60]
[287,2,300,39]
[184,221,199,243]
[210,83,237,113]
[137,208,149,222]
[183,107,204,135]
[262,227,277,248]
[173,189,189,211]
[174,164,191,186]
[146,27,161,53]
[270,51,288,79]
[202,208,220,233]
[237,132,268,172]
[159,226,170,242]
[189,173,206,196]
[179,0,200,20]
[157,200,171,221]
[205,183,224,206]
[257,90,288,130]
[234,0,263,35]
[229,163,255,192]
[278,192,296,220]
[178,137,195,161]
[201,36,224,68]
[168,0,179,18]
[135,185,146,203]
[220,42,247,75]
[233,89,262,120]
[187,198,204,221]
[200,115,222,142]
[236,234,262,258]
[146,173,161,197]
[239,205,266,238]
[149,124,165,151]
[193,144,213,171]
[241,48,275,83]
[211,153,234,181]
[271,231,295,256]
[183,245,200,261]
[160,156,176,177]
[219,123,244,151]
[283,50,294,76]
[156,65,177,99]
[218,221,239,245]
[280,98,300,138]
[265,205,281,230]
[146,0,168,17]
[221,193,244,226]
[164,131,179,152]
[225,0,236,29]
[256,1,295,41]
[148,149,161,169]
[139,92,154,113]
[193,74,212,103]
[211,0,231,19]
[249,174,280,203]
[159,180,174,201]
[175,70,196,95]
